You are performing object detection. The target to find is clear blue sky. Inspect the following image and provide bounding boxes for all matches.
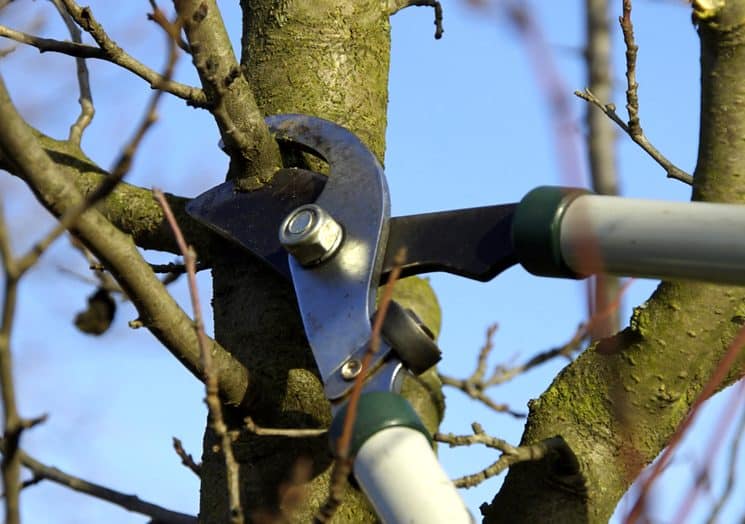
[0,1,743,522]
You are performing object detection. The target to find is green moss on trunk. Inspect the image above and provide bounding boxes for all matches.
[200,2,443,522]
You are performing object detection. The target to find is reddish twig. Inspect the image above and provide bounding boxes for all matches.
[625,324,745,523]
[154,190,244,524]
[314,249,406,522]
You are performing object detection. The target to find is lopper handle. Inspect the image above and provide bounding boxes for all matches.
[513,187,745,285]
[330,392,472,524]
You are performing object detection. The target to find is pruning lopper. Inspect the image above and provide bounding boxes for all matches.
[187,115,745,524]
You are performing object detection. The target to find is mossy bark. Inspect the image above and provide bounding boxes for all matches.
[199,2,443,522]
[483,3,745,523]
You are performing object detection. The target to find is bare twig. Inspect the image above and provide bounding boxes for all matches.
[11,11,181,278]
[435,423,561,488]
[50,0,94,144]
[440,280,631,416]
[0,439,196,524]
[388,0,444,39]
[574,0,693,186]
[437,326,533,418]
[0,2,206,106]
[314,249,406,522]
[244,416,327,438]
[172,437,202,477]
[619,0,640,135]
[574,89,693,185]
[154,190,244,524]
[148,0,190,52]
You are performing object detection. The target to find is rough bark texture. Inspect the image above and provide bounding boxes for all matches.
[199,2,443,522]
[483,3,745,523]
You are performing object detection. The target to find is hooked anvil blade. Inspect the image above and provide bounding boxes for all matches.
[186,168,518,283]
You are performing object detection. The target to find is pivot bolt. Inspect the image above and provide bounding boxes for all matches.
[279,204,343,266]
[340,359,362,380]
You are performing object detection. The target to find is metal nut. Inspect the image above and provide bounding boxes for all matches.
[340,359,362,380]
[279,204,343,266]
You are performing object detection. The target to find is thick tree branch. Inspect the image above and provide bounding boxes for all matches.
[173,0,281,187]
[0,75,251,407]
[484,3,745,521]
[0,132,218,255]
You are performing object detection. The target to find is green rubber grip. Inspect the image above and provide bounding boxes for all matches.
[511,186,589,278]
[329,392,431,457]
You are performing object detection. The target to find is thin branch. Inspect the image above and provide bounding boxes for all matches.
[173,0,280,187]
[148,0,190,53]
[575,89,693,185]
[50,0,94,144]
[154,190,244,524]
[244,416,327,438]
[172,437,202,477]
[0,25,104,57]
[12,12,181,278]
[0,6,206,106]
[574,1,693,186]
[388,0,444,39]
[0,204,21,524]
[0,440,196,524]
[435,423,562,488]
[440,281,631,417]
[0,201,48,524]
[619,0,640,135]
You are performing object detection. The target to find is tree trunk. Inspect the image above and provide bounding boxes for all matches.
[483,2,745,522]
[199,2,444,521]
